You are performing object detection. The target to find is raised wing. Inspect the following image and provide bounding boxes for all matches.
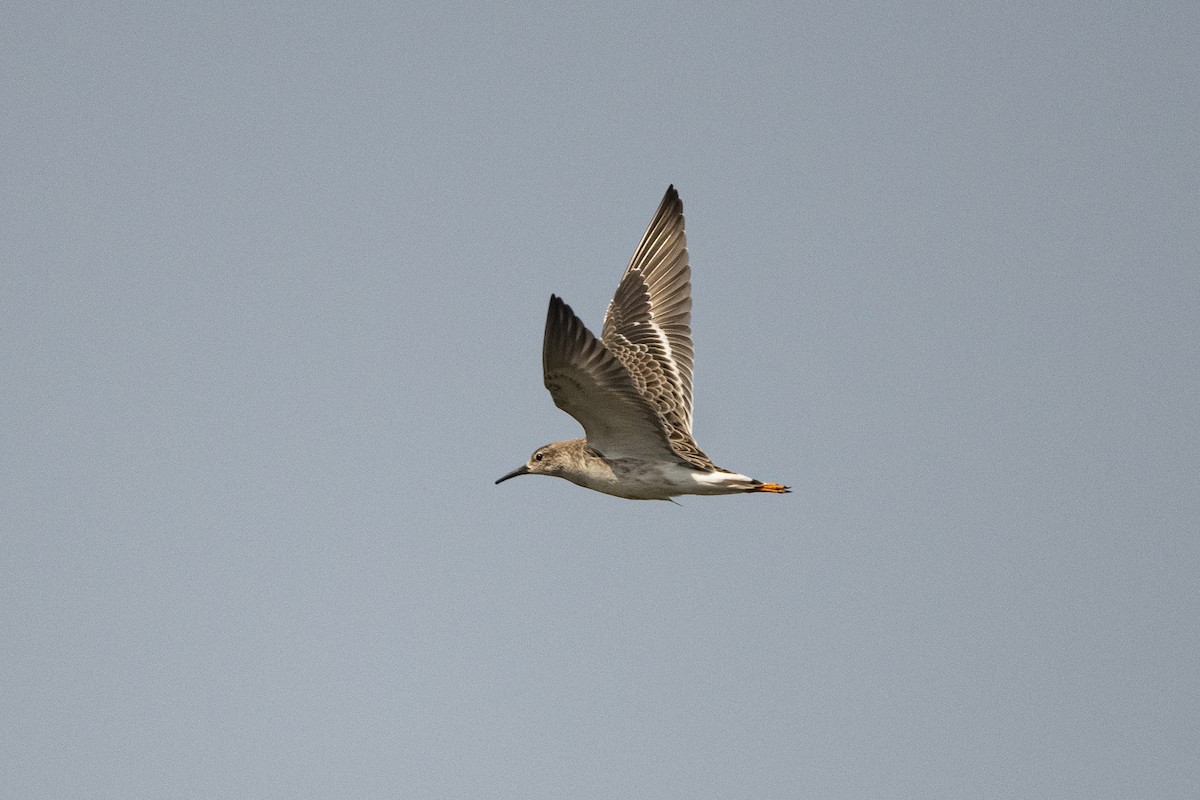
[601,185,696,436]
[542,295,680,462]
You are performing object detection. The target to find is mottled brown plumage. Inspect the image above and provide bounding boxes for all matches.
[497,186,789,500]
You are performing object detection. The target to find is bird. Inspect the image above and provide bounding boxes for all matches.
[495,185,790,500]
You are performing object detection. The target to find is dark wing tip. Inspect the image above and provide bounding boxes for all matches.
[544,294,591,377]
[661,185,681,213]
[545,294,571,334]
[545,295,569,341]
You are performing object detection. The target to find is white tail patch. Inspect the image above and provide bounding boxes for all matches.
[689,469,758,495]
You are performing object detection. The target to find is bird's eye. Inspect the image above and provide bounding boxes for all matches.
[534,452,544,461]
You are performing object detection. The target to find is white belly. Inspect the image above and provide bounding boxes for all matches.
[567,458,757,500]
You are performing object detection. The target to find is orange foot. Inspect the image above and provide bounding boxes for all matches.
[750,482,790,494]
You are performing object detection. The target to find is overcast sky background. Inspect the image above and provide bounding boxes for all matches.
[3,2,1198,797]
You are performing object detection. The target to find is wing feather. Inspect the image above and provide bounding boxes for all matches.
[601,185,696,437]
[542,295,680,461]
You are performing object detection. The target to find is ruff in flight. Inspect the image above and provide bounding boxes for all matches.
[496,186,790,500]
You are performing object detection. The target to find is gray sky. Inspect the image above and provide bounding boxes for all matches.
[3,2,1198,797]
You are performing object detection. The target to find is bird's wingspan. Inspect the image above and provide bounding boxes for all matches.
[600,185,696,437]
[542,295,681,462]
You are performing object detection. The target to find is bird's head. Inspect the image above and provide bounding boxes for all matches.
[495,440,580,484]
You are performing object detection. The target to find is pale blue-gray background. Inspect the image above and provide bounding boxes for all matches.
[3,2,1197,797]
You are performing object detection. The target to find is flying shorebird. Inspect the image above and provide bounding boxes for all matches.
[495,185,790,500]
